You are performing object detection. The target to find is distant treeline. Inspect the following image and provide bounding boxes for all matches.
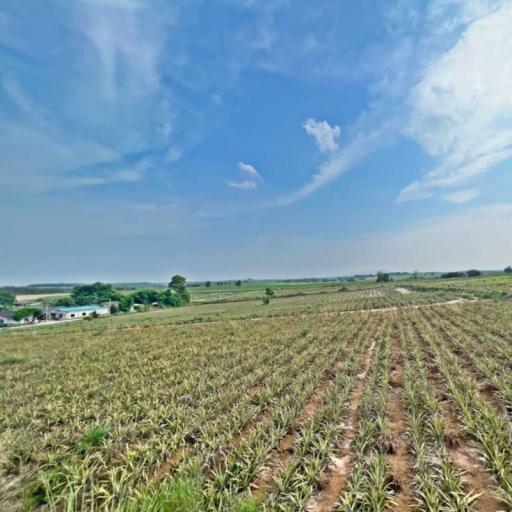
[0,282,168,295]
[0,286,74,295]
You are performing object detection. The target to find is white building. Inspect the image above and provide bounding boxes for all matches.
[50,304,109,320]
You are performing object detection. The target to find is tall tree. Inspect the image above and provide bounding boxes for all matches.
[169,275,190,304]
[376,271,390,283]
[72,282,114,305]
[0,291,15,307]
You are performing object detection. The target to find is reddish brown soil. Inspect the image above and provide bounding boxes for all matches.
[386,334,415,511]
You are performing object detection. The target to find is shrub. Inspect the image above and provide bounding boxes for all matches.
[13,308,42,322]
[440,271,466,279]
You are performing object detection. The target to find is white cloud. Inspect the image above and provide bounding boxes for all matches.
[227,180,257,189]
[442,188,480,204]
[303,118,341,153]
[227,161,260,190]
[398,4,512,202]
[238,161,260,177]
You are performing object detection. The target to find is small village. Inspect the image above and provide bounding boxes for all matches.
[0,302,112,328]
[0,276,191,329]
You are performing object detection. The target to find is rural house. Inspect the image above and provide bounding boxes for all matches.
[0,310,17,327]
[50,304,109,320]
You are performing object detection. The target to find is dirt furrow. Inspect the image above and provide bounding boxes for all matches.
[305,339,377,512]
[249,352,347,499]
[386,333,415,511]
[144,337,334,489]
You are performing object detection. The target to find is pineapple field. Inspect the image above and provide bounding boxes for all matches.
[1,284,511,511]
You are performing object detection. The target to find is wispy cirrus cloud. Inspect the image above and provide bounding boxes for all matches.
[0,0,178,193]
[78,0,165,100]
[70,159,150,187]
[278,127,385,205]
[227,180,257,189]
[442,188,480,204]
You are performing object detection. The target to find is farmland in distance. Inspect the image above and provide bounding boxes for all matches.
[1,278,512,511]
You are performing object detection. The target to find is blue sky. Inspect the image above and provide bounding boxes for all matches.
[1,0,512,284]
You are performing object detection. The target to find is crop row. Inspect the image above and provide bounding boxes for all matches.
[408,309,512,509]
[1,313,377,510]
[399,316,476,511]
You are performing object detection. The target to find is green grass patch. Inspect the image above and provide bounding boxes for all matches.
[233,497,261,512]
[0,355,26,365]
[77,425,110,453]
[130,477,204,512]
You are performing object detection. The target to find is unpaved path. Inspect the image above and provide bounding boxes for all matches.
[1,298,478,335]
[395,288,411,294]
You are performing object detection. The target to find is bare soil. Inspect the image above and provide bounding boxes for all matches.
[306,339,377,512]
